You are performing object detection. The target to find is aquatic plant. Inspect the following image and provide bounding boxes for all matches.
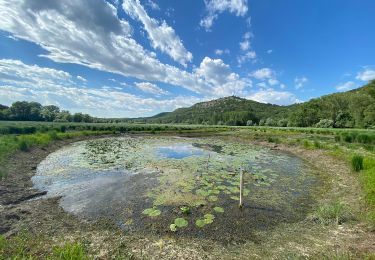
[180,206,190,214]
[174,218,188,228]
[142,208,161,217]
[213,206,224,213]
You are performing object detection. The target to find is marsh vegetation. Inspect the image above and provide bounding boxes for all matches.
[0,122,374,259]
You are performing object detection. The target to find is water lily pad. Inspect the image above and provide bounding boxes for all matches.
[170,224,177,232]
[208,195,218,202]
[204,213,215,220]
[174,217,188,228]
[213,206,224,213]
[142,208,161,217]
[195,219,206,228]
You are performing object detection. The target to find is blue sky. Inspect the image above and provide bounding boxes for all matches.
[0,0,374,117]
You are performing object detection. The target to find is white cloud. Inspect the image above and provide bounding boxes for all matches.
[237,51,256,64]
[267,49,273,54]
[268,78,279,86]
[146,0,160,10]
[239,32,252,51]
[250,68,274,80]
[76,76,87,83]
[195,57,250,97]
[215,49,230,55]
[237,32,256,65]
[335,81,355,91]
[247,89,301,105]
[200,0,248,30]
[122,0,192,66]
[294,76,308,89]
[356,68,375,81]
[0,59,201,117]
[135,82,169,95]
[0,0,207,94]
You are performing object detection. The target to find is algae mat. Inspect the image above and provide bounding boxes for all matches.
[32,136,321,242]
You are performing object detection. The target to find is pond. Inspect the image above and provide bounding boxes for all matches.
[32,136,321,243]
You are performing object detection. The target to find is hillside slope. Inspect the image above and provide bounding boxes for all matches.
[142,80,375,128]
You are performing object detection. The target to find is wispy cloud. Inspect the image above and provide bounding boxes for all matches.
[294,76,308,89]
[200,0,248,30]
[122,0,192,66]
[335,81,355,91]
[356,67,375,81]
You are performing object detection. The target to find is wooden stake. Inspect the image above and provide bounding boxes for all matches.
[239,168,244,208]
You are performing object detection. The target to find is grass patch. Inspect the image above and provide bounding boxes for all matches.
[314,201,350,225]
[351,154,364,172]
[53,242,88,260]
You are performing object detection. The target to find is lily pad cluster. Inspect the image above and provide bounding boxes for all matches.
[195,214,215,228]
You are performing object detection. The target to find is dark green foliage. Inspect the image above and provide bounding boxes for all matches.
[142,96,294,126]
[351,154,364,172]
[0,101,95,123]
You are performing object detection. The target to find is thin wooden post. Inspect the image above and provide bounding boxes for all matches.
[239,168,244,208]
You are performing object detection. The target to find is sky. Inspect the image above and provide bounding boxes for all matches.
[0,0,374,118]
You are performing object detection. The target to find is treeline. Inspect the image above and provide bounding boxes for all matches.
[287,80,375,128]
[0,101,99,123]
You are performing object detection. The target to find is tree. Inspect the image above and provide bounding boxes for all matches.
[9,101,42,121]
[41,105,60,121]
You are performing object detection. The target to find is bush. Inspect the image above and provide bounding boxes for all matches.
[315,119,334,128]
[351,154,364,172]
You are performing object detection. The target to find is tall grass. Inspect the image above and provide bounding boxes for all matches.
[351,154,364,172]
[53,242,87,260]
[315,201,349,225]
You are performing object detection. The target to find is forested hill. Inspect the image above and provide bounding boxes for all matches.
[145,96,296,125]
[141,80,375,128]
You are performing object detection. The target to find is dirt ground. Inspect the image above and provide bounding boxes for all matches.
[1,133,374,259]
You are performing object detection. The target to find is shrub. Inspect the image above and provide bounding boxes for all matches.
[315,119,334,128]
[351,154,364,172]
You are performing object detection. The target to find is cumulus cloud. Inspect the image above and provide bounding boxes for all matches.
[195,57,250,97]
[335,81,355,91]
[294,76,308,89]
[247,89,301,105]
[200,0,248,30]
[122,0,192,66]
[356,68,375,81]
[0,0,206,94]
[0,59,201,117]
[135,82,169,95]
